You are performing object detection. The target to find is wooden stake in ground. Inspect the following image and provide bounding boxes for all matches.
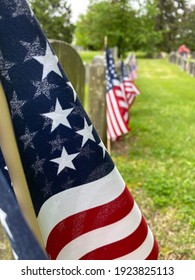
[104,36,111,154]
[0,83,44,249]
[104,36,108,49]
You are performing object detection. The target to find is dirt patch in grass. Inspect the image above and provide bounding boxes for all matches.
[123,182,195,260]
[153,208,195,260]
[110,136,130,155]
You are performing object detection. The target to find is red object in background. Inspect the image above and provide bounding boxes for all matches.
[178,44,190,55]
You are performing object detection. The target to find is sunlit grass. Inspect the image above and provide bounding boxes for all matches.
[112,58,195,259]
[79,50,103,64]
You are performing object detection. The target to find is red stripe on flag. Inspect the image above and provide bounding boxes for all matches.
[108,90,124,135]
[106,84,129,141]
[107,95,120,139]
[145,238,159,260]
[46,187,134,259]
[80,216,148,260]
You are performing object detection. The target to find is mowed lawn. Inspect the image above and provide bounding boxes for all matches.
[112,57,195,260]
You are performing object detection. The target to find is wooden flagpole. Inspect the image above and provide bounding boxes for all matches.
[104,36,108,50]
[0,83,45,249]
[104,36,111,154]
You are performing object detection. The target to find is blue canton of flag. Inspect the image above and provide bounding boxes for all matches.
[0,0,158,260]
[0,150,48,260]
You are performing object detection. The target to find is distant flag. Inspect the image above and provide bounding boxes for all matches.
[0,0,158,260]
[121,61,140,108]
[0,151,48,260]
[105,48,130,141]
[128,54,138,81]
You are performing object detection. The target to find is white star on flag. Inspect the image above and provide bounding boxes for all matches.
[10,91,26,118]
[42,99,73,132]
[20,36,43,62]
[33,42,62,80]
[76,118,96,147]
[19,127,37,150]
[50,147,79,174]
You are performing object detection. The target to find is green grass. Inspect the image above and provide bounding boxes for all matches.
[79,50,103,64]
[111,58,195,259]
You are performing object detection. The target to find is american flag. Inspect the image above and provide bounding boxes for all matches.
[129,54,138,81]
[0,150,48,260]
[121,61,140,108]
[0,0,158,260]
[105,48,130,141]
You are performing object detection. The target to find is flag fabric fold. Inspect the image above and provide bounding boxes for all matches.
[128,54,138,81]
[121,61,140,109]
[105,48,130,141]
[0,0,158,260]
[0,150,48,260]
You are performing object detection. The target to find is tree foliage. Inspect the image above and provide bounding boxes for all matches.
[176,4,195,51]
[75,0,195,54]
[29,0,195,53]
[134,0,163,56]
[155,0,188,51]
[75,0,139,57]
[29,0,75,43]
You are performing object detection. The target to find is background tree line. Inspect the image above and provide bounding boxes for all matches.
[29,0,75,43]
[29,0,195,57]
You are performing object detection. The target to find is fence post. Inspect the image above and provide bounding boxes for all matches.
[88,57,107,146]
[169,52,177,64]
[192,62,195,77]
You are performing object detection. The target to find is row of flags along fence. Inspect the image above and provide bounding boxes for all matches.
[105,48,140,142]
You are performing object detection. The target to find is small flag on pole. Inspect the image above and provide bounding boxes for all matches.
[105,48,130,141]
[128,54,138,81]
[121,61,140,108]
[0,0,158,260]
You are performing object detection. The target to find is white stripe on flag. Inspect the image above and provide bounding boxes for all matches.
[128,95,135,105]
[115,89,125,97]
[106,93,121,135]
[109,89,129,134]
[56,202,142,259]
[115,227,154,260]
[106,111,116,140]
[37,167,125,243]
[124,112,129,122]
[124,81,133,86]
[119,101,128,109]
[130,86,140,95]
